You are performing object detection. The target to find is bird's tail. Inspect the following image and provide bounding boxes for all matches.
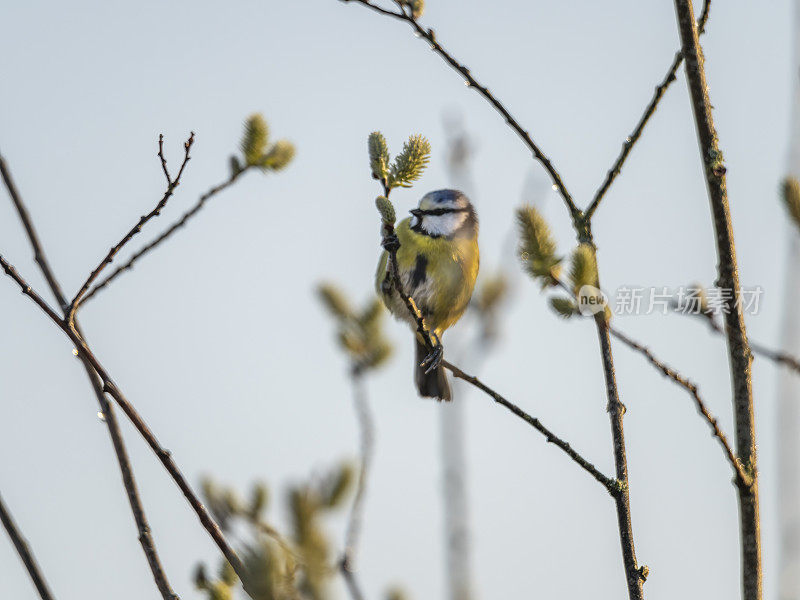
[415,337,451,402]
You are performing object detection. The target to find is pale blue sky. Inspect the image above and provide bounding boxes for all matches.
[0,1,795,599]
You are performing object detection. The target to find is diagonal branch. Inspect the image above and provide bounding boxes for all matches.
[0,156,69,305]
[609,326,750,487]
[585,0,711,219]
[342,0,582,225]
[81,166,252,305]
[442,360,616,491]
[0,491,56,600]
[68,132,195,319]
[1,153,179,600]
[0,253,248,589]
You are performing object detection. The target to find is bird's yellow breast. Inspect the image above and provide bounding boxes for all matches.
[376,218,479,336]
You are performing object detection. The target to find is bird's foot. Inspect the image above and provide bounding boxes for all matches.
[421,341,443,374]
[381,233,400,253]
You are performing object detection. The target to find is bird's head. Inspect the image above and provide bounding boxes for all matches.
[409,189,478,239]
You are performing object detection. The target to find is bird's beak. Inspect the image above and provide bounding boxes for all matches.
[410,209,422,218]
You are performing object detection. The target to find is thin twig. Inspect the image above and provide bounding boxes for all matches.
[552,279,642,598]
[673,1,761,598]
[342,0,582,225]
[591,315,644,600]
[0,254,248,588]
[81,166,251,305]
[0,491,56,600]
[554,266,644,595]
[158,134,172,185]
[0,155,69,307]
[688,310,800,374]
[1,153,179,600]
[585,0,711,219]
[442,360,616,492]
[751,340,800,373]
[68,132,195,318]
[609,326,750,486]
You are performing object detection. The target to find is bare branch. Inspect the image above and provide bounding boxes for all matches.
[2,154,179,599]
[591,315,645,599]
[673,1,761,597]
[609,326,750,487]
[68,132,195,318]
[0,253,248,589]
[585,0,711,220]
[551,274,644,598]
[158,134,172,185]
[0,491,56,600]
[341,0,582,226]
[442,360,616,491]
[0,155,70,308]
[81,166,251,305]
[689,310,800,375]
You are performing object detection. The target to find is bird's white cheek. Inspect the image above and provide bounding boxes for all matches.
[410,216,419,228]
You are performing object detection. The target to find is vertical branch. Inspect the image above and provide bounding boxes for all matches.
[594,315,644,600]
[0,491,56,600]
[672,2,761,599]
[341,369,373,600]
[441,120,477,600]
[1,154,179,600]
[439,385,473,600]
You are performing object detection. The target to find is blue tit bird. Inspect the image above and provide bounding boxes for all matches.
[376,189,479,401]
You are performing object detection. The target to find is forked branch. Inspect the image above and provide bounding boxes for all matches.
[81,165,254,305]
[0,254,248,589]
[585,0,711,219]
[68,132,195,319]
[1,153,179,600]
[342,0,582,225]
[610,326,750,487]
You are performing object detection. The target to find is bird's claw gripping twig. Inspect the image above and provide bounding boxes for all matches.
[421,342,443,374]
[381,233,400,253]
